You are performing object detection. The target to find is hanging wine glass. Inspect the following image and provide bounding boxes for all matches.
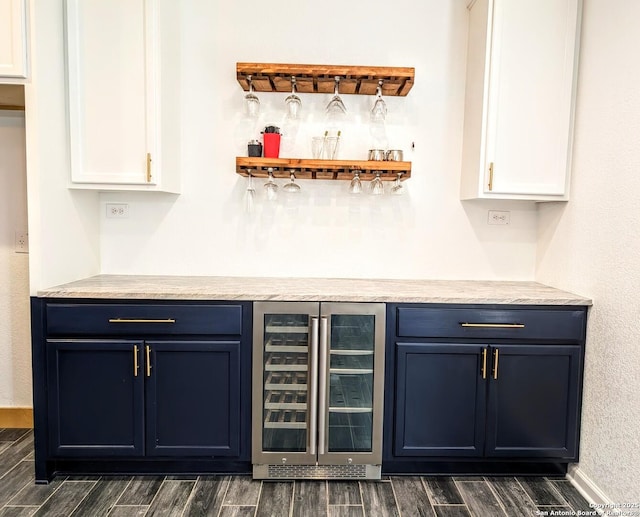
[283,169,301,193]
[244,75,260,118]
[325,76,347,116]
[369,80,388,149]
[370,80,387,123]
[349,170,362,194]
[284,77,301,119]
[390,172,405,195]
[370,171,384,195]
[264,168,278,201]
[245,169,256,211]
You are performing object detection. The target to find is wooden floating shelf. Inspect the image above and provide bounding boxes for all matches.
[237,63,415,97]
[236,157,411,181]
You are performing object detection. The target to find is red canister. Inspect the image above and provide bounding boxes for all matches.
[263,133,281,158]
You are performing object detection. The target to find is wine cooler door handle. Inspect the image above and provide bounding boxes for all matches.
[309,317,319,456]
[318,316,329,456]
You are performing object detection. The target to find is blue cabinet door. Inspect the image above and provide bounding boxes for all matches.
[394,342,487,456]
[485,344,582,458]
[46,340,145,456]
[145,340,242,457]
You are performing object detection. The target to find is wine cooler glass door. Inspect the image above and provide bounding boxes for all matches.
[252,302,319,465]
[319,303,386,465]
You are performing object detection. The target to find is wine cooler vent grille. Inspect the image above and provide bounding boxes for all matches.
[267,464,367,479]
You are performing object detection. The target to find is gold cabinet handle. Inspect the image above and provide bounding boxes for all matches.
[481,348,487,379]
[145,345,152,377]
[493,348,499,380]
[109,318,176,324]
[488,162,494,191]
[133,345,139,377]
[146,152,152,182]
[460,323,525,329]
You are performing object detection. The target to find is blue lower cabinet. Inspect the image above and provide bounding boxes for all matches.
[385,304,587,470]
[391,342,582,460]
[47,340,145,457]
[485,344,582,458]
[394,343,486,457]
[34,299,252,481]
[47,339,242,459]
[145,341,241,457]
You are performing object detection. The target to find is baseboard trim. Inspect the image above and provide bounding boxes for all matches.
[0,407,34,428]
[567,464,614,516]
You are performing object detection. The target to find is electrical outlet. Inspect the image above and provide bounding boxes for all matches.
[488,210,511,225]
[15,230,29,253]
[106,203,129,219]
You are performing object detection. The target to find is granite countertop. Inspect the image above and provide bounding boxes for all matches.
[37,275,592,305]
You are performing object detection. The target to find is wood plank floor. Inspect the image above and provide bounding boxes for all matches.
[0,430,593,516]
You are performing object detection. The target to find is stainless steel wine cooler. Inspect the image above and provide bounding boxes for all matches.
[252,302,386,480]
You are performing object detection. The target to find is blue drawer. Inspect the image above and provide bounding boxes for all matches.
[46,303,243,336]
[396,306,586,341]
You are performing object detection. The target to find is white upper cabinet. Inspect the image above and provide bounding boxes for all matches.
[460,0,581,201]
[65,0,180,192]
[0,0,28,80]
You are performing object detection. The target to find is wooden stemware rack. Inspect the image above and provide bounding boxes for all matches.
[237,63,415,97]
[236,157,411,181]
[235,63,414,182]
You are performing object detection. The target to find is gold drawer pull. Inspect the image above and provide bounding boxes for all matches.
[109,318,176,324]
[493,348,499,380]
[460,323,525,329]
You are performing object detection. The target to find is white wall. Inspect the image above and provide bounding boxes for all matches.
[536,0,640,503]
[0,110,31,407]
[99,0,539,281]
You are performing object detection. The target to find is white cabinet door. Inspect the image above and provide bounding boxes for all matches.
[66,0,179,192]
[0,0,28,79]
[460,0,581,201]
